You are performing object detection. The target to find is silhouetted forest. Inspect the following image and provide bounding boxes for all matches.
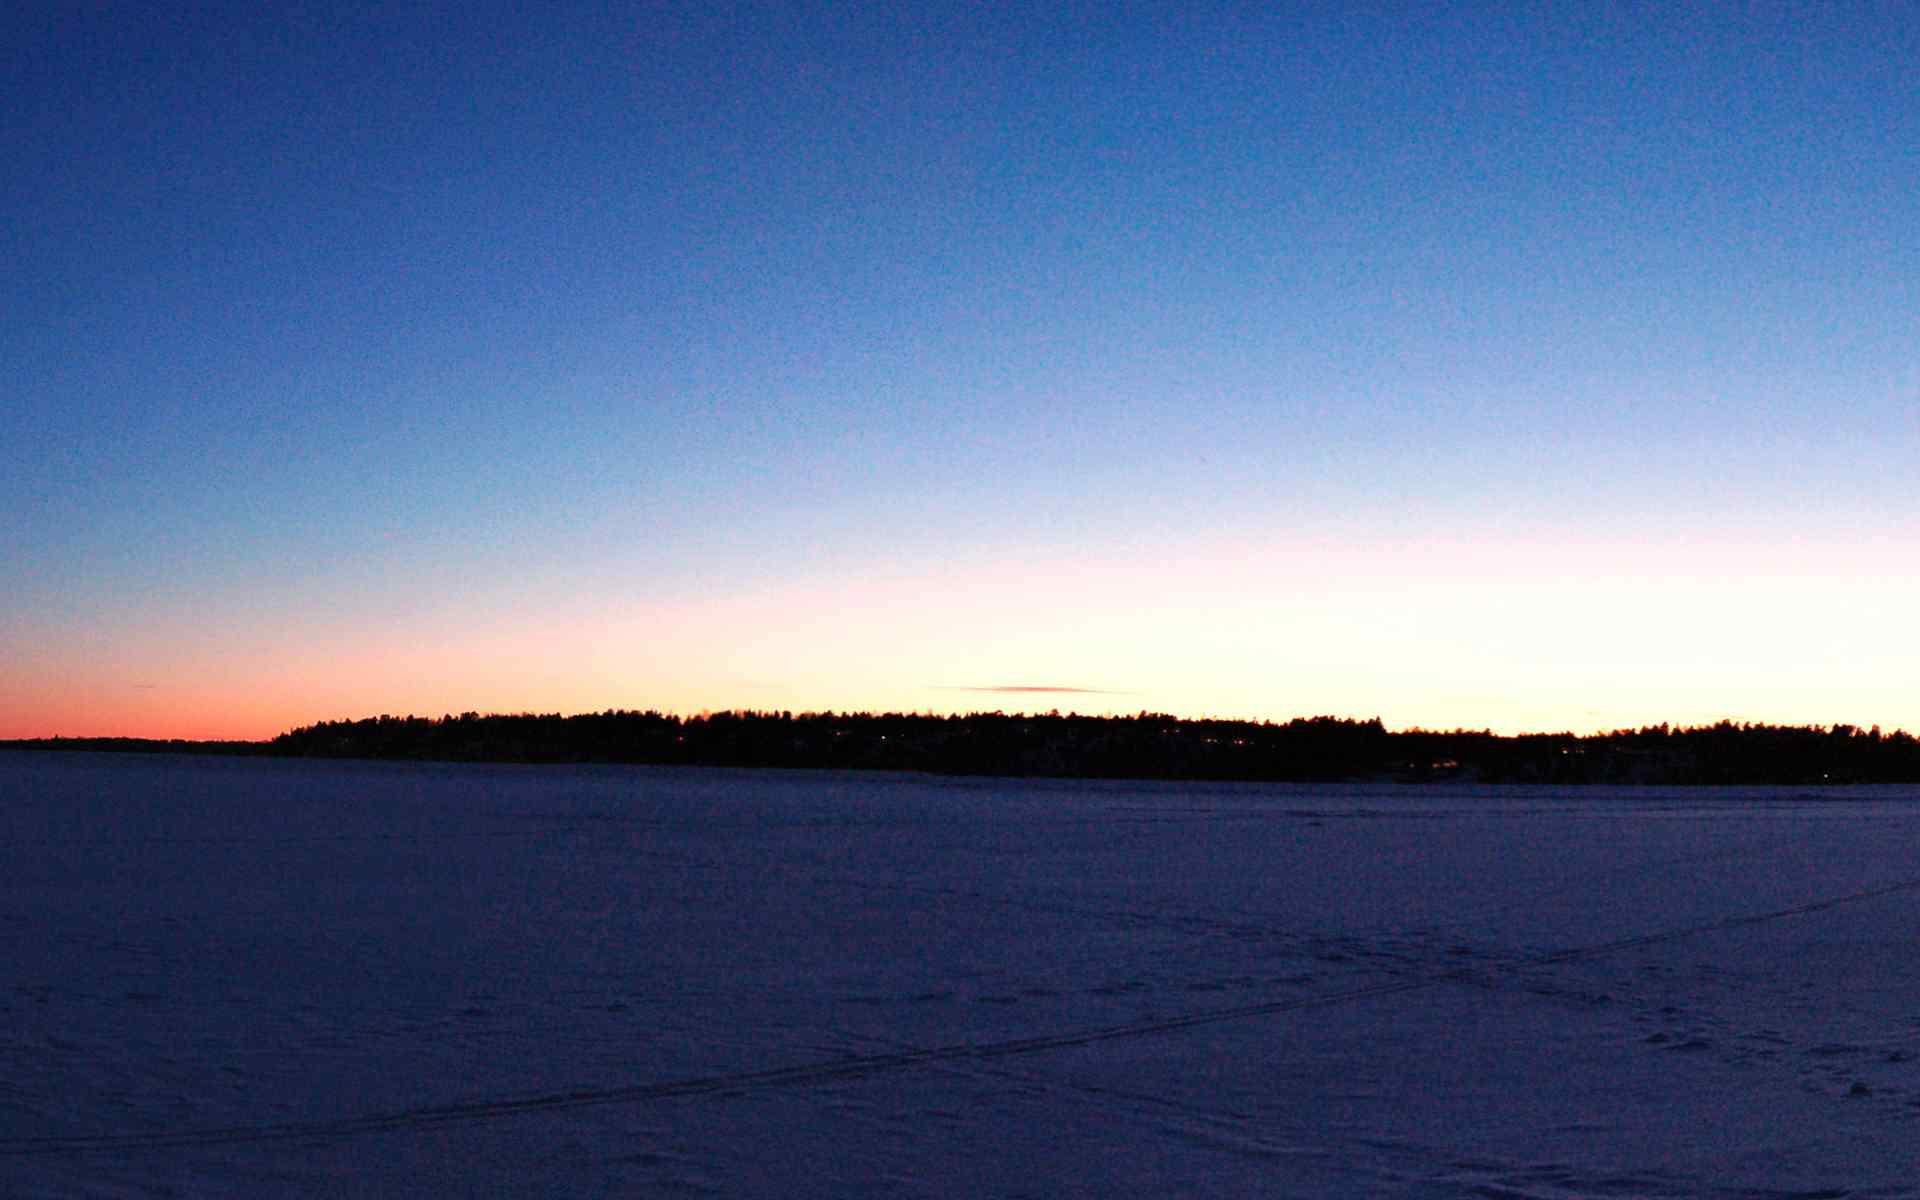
[11,711,1920,784]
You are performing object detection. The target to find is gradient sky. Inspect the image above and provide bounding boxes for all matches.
[5,1,1916,739]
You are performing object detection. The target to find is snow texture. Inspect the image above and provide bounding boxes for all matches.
[4,753,1920,1197]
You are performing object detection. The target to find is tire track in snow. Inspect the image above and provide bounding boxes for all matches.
[8,873,1920,1157]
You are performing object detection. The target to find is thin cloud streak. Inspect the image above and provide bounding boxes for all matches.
[936,685,1139,696]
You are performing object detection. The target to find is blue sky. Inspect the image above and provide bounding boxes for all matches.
[4,1,1916,737]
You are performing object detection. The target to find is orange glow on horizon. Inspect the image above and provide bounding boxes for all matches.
[7,527,1917,742]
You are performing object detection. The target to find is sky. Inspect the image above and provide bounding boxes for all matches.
[4,1,1916,740]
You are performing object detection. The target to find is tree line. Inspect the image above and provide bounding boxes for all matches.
[12,711,1920,784]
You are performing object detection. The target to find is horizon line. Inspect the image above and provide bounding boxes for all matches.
[5,707,1915,745]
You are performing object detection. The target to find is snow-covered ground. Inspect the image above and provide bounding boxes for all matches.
[4,752,1919,1197]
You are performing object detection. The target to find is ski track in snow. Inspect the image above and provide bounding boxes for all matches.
[4,756,1920,1197]
[9,873,1920,1159]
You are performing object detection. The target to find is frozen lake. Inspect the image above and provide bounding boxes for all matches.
[4,752,1920,1197]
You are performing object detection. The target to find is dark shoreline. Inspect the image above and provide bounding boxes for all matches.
[9,710,1920,785]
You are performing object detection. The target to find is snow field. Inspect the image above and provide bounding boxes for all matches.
[3,755,1919,1197]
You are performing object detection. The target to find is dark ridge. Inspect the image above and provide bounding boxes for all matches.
[0,736,267,756]
[9,712,1920,784]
